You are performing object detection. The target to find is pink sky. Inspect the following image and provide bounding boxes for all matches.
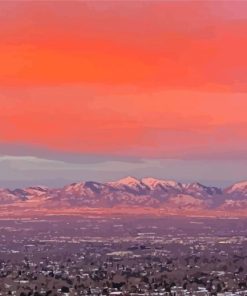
[0,1,247,186]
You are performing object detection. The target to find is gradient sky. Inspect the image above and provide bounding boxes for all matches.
[0,1,247,188]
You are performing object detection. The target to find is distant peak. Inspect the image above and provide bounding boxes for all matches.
[27,186,48,191]
[65,181,85,190]
[142,177,161,183]
[227,180,247,192]
[191,182,204,187]
[184,182,205,189]
[113,176,140,185]
[142,177,179,188]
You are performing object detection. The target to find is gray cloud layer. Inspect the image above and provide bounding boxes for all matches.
[1,142,247,189]
[0,154,247,189]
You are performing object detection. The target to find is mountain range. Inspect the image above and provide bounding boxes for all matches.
[1,177,247,216]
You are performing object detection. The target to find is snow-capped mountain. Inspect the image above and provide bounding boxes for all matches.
[225,181,247,197]
[107,176,149,194]
[141,177,183,191]
[0,177,247,213]
[0,188,20,204]
[183,182,222,198]
[218,181,247,210]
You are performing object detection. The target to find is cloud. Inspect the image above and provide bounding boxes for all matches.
[0,142,141,164]
[0,155,150,172]
[1,154,247,189]
[0,154,160,187]
[1,89,247,161]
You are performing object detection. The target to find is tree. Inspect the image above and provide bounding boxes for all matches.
[61,286,70,293]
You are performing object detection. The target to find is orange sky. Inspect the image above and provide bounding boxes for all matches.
[0,1,247,161]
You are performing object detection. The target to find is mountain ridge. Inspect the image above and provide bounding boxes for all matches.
[0,177,247,214]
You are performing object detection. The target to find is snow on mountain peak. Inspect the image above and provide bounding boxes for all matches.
[226,180,247,193]
[184,182,204,189]
[109,176,141,186]
[107,177,150,194]
[24,186,49,197]
[1,177,247,211]
[141,177,180,189]
[64,182,85,192]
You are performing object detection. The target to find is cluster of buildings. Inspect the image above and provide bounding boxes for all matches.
[0,217,247,296]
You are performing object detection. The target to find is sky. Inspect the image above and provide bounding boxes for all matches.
[0,1,247,188]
